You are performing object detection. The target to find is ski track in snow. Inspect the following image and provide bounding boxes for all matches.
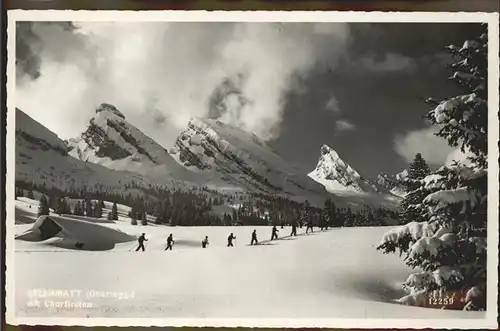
[13,212,484,319]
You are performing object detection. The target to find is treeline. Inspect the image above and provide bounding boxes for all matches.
[15,180,398,227]
[15,180,230,226]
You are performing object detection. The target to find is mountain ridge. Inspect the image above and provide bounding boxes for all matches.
[16,103,400,210]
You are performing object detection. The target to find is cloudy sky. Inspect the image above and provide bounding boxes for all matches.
[15,21,482,178]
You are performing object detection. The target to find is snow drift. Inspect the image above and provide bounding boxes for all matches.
[15,215,135,251]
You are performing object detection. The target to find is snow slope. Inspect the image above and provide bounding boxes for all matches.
[14,222,484,320]
[169,118,329,205]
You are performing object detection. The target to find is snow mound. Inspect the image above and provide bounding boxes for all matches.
[15,215,135,251]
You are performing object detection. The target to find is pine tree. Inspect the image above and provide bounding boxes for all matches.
[37,195,50,217]
[399,153,432,224]
[85,199,93,217]
[408,153,431,182]
[131,205,138,225]
[378,26,488,311]
[94,200,103,218]
[141,212,148,226]
[54,198,64,215]
[111,202,118,220]
[154,201,163,224]
[73,201,81,215]
[47,195,56,212]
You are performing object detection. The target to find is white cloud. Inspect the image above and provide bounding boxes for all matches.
[16,22,351,147]
[394,126,456,165]
[325,95,341,113]
[335,119,356,132]
[445,147,473,167]
[359,52,416,73]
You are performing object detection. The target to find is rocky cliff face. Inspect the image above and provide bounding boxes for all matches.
[67,103,183,175]
[169,118,328,201]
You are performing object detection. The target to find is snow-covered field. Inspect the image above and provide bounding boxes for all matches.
[12,200,484,320]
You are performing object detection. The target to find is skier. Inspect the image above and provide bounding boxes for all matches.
[290,223,297,237]
[271,225,279,241]
[306,221,314,234]
[227,233,236,247]
[165,233,174,251]
[136,233,147,251]
[250,229,259,246]
[202,236,209,248]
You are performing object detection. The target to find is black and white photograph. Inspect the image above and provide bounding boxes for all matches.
[5,10,499,328]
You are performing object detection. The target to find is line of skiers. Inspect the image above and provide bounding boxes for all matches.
[135,220,326,251]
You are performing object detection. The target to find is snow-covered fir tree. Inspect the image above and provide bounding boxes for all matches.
[399,153,432,224]
[377,25,488,311]
[37,195,50,217]
[111,202,119,220]
[55,198,70,215]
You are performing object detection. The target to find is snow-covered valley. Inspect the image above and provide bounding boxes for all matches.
[12,199,484,321]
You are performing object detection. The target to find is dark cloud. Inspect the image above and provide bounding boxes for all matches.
[16,22,40,80]
[16,21,77,82]
[269,23,483,177]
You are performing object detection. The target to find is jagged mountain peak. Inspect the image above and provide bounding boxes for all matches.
[308,145,366,194]
[320,144,337,156]
[95,103,126,120]
[67,103,182,175]
[314,144,361,179]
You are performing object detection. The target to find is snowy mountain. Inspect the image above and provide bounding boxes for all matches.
[15,106,400,209]
[376,170,408,197]
[169,118,329,203]
[308,145,386,195]
[67,103,187,177]
[15,108,191,197]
